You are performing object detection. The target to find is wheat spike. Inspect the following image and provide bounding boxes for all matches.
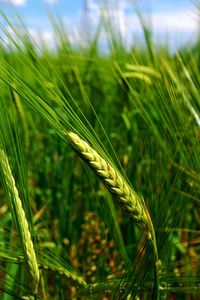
[0,251,86,287]
[65,131,154,238]
[40,263,87,286]
[0,150,39,295]
[65,130,161,298]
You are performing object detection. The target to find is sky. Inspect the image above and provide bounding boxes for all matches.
[0,0,199,51]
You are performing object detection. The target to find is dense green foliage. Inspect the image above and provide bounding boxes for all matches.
[0,6,199,300]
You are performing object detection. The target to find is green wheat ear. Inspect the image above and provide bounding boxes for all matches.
[65,130,153,238]
[65,130,161,298]
[0,150,39,295]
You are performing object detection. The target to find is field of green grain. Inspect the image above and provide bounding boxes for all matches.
[0,4,199,300]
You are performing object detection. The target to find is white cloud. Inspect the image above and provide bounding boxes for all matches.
[84,1,199,50]
[150,10,198,33]
[0,0,26,5]
[88,3,198,33]
[13,0,25,4]
[28,28,56,50]
[124,9,199,50]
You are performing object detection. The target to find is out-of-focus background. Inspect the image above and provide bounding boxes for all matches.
[1,0,199,52]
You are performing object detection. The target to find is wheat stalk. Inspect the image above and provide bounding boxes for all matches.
[0,150,39,295]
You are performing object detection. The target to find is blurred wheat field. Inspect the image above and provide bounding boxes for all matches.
[0,3,199,300]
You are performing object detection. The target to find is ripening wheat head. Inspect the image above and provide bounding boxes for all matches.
[65,131,154,239]
[0,149,39,295]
